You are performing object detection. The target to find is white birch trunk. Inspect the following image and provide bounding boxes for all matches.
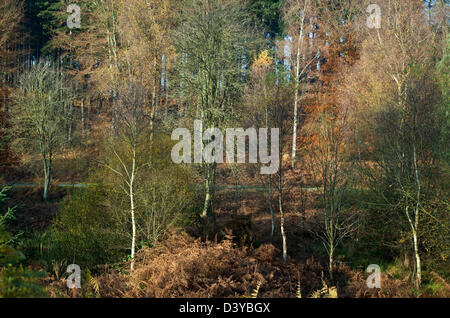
[129,146,137,272]
[291,1,307,170]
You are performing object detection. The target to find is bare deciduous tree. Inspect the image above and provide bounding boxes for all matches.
[10,62,73,201]
[307,109,356,279]
[102,80,150,272]
[175,0,259,228]
[282,0,315,170]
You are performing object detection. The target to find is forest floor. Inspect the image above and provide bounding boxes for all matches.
[2,138,449,298]
[4,181,449,298]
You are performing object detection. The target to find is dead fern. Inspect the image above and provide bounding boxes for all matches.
[296,281,302,298]
[309,273,338,298]
[310,287,324,298]
[90,276,101,298]
[245,280,262,298]
[84,270,101,298]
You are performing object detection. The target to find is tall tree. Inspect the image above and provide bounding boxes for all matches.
[101,80,150,272]
[10,62,73,201]
[246,50,277,237]
[306,109,356,279]
[0,0,23,48]
[175,0,259,226]
[116,0,176,136]
[282,0,315,170]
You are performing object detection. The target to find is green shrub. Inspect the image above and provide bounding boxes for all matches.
[100,134,199,249]
[43,186,127,272]
[0,265,47,298]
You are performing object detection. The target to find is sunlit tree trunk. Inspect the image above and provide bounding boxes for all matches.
[291,1,307,170]
[279,171,287,262]
[42,152,52,201]
[201,162,217,226]
[129,144,137,272]
[405,144,422,288]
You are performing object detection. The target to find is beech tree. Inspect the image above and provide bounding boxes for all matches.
[116,0,176,136]
[175,0,259,226]
[10,62,73,201]
[306,109,356,279]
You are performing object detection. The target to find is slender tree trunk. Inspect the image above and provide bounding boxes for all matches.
[413,229,421,288]
[291,2,306,170]
[68,102,73,143]
[150,57,159,141]
[265,99,275,237]
[279,162,287,262]
[274,67,287,262]
[43,172,50,201]
[329,245,334,280]
[279,185,287,262]
[202,162,217,225]
[164,66,169,121]
[269,176,275,237]
[43,152,52,201]
[405,205,421,289]
[106,16,119,134]
[292,36,301,170]
[129,145,137,272]
[412,144,421,287]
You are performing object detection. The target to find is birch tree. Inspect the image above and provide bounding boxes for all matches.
[270,60,291,262]
[274,84,288,262]
[282,0,313,170]
[102,80,150,272]
[344,0,446,288]
[246,50,277,236]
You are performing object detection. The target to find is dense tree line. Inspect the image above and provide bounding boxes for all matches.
[0,0,448,296]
